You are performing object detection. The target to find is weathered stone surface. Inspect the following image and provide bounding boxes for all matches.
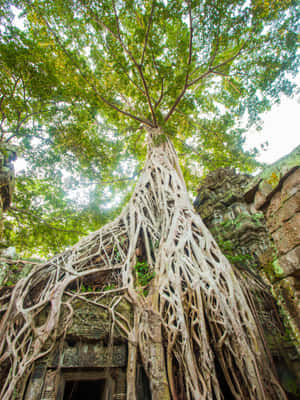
[41,370,58,400]
[194,168,270,272]
[266,192,300,233]
[274,276,300,331]
[254,189,268,209]
[195,167,252,225]
[281,168,300,201]
[266,191,282,219]
[194,151,300,397]
[61,343,127,368]
[24,363,47,400]
[278,246,300,278]
[244,146,300,209]
[67,298,131,342]
[272,214,300,256]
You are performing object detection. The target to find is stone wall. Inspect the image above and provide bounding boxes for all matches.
[21,297,132,400]
[261,168,299,327]
[244,148,300,350]
[22,294,134,400]
[194,145,300,398]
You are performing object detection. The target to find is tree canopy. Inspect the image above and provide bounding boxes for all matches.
[0,2,299,399]
[0,0,299,256]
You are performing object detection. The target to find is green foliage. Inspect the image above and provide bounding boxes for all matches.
[134,261,155,295]
[0,0,299,255]
[80,282,116,293]
[217,238,254,267]
[212,211,266,268]
[219,212,264,231]
[263,257,285,281]
[80,284,91,293]
[103,284,116,292]
[251,212,265,225]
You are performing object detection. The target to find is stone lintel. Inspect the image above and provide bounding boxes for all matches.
[61,343,127,368]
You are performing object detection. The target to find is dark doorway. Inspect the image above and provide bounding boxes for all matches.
[136,364,151,400]
[63,379,106,400]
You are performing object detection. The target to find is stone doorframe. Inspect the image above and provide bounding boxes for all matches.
[23,341,127,400]
[56,369,114,400]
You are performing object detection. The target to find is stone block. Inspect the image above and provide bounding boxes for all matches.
[281,169,300,201]
[67,298,131,342]
[266,191,282,219]
[254,190,267,210]
[278,246,300,278]
[41,370,57,400]
[271,213,300,256]
[266,192,300,233]
[274,276,300,323]
[24,363,47,400]
[281,192,300,220]
[61,343,127,368]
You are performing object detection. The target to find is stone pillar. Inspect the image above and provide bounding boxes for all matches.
[263,167,300,352]
[194,150,300,397]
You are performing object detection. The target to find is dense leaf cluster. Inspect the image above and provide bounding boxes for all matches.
[0,0,299,255]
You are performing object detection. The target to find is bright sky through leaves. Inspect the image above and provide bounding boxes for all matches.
[244,89,300,163]
[1,0,299,256]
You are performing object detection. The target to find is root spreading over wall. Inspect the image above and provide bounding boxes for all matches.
[0,128,287,399]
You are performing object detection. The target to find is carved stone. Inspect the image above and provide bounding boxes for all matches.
[194,145,300,397]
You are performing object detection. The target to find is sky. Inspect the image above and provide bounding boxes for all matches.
[243,84,300,165]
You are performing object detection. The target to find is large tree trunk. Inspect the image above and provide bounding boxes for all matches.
[0,127,286,399]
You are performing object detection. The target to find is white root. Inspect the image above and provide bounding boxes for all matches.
[0,127,286,400]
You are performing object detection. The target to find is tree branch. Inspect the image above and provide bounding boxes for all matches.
[188,42,246,88]
[0,94,7,110]
[30,4,152,128]
[208,32,220,69]
[187,1,193,67]
[137,65,157,126]
[151,52,165,109]
[187,69,212,88]
[102,38,149,101]
[112,0,122,38]
[5,110,48,142]
[140,0,155,66]
[0,258,40,265]
[0,114,7,141]
[191,27,220,78]
[164,1,193,122]
[212,44,245,71]
[88,6,157,126]
[155,78,164,109]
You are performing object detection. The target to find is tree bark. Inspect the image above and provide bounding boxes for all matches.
[0,126,287,400]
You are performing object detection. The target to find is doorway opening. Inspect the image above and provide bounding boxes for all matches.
[63,379,106,400]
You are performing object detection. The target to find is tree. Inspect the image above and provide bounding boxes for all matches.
[0,0,299,399]
[0,18,128,254]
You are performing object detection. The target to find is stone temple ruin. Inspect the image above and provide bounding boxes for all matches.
[0,267,152,400]
[0,258,151,400]
[23,297,131,400]
[194,145,300,397]
[0,146,299,399]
